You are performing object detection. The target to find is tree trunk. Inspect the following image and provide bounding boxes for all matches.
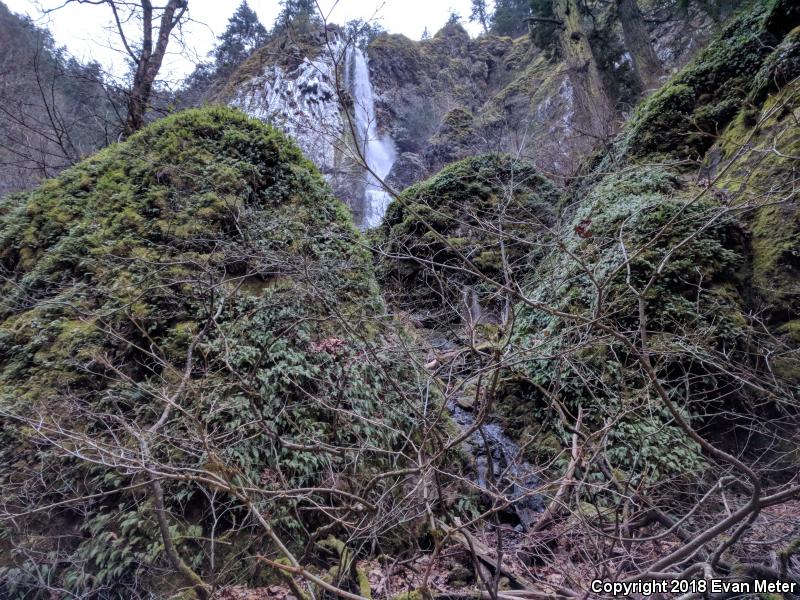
[616,0,664,90]
[553,0,613,142]
[120,0,187,137]
[124,66,153,137]
[151,478,211,599]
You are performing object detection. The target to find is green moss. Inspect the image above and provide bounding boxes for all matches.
[438,107,473,134]
[751,203,800,304]
[778,320,800,343]
[377,153,558,321]
[715,80,800,317]
[749,26,800,104]
[368,33,422,82]
[0,107,427,597]
[621,0,800,160]
[393,591,429,600]
[357,568,372,599]
[501,167,759,480]
[773,357,800,380]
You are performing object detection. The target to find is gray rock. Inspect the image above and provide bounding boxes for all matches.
[386,152,428,191]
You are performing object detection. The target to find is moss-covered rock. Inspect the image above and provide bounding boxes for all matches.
[621,0,800,161]
[424,108,480,170]
[377,154,558,323]
[749,25,800,104]
[368,33,424,87]
[501,167,761,474]
[0,107,426,597]
[715,74,800,322]
[501,1,800,472]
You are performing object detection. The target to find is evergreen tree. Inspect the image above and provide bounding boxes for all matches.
[470,0,491,33]
[275,0,320,32]
[211,1,267,78]
[528,0,558,50]
[491,0,532,36]
[446,9,462,25]
[344,19,386,50]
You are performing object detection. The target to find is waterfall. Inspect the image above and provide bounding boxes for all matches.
[347,47,397,228]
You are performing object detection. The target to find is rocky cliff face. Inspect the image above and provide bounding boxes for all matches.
[220,29,398,227]
[219,1,737,230]
[368,1,733,186]
[229,39,345,176]
[222,31,357,202]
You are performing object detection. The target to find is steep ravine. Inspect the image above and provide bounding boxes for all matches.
[1,1,799,597]
[221,0,736,229]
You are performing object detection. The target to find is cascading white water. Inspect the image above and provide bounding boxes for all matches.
[347,47,397,228]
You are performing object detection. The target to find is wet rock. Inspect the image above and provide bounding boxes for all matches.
[386,152,428,190]
[455,395,476,410]
[449,401,546,530]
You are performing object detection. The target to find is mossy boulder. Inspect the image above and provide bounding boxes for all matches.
[749,25,800,104]
[377,154,558,322]
[424,108,480,171]
[502,166,797,479]
[621,0,800,161]
[0,107,424,597]
[516,0,800,489]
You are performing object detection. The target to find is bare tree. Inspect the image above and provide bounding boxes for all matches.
[51,0,190,136]
[0,4,119,193]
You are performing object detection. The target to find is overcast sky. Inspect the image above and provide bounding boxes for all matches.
[4,0,484,80]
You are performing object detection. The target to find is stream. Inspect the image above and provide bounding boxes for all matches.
[449,401,546,530]
[426,331,546,530]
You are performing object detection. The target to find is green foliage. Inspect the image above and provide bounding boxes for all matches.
[621,0,800,160]
[502,168,754,480]
[491,0,533,37]
[275,0,321,33]
[715,79,800,321]
[209,1,268,80]
[470,0,491,33]
[377,154,558,321]
[0,107,424,597]
[343,19,386,50]
[447,10,463,26]
[749,25,800,104]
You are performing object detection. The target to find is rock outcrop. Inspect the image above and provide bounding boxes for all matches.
[502,0,800,473]
[367,2,730,182]
[377,153,558,324]
[0,107,426,597]
[224,31,350,191]
[217,1,733,229]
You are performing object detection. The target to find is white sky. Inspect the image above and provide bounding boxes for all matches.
[4,0,484,81]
